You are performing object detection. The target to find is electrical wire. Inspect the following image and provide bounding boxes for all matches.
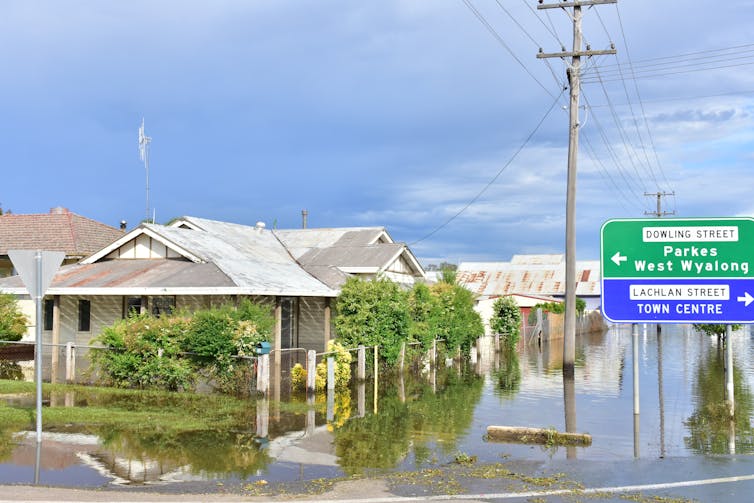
[460,0,557,99]
[410,88,566,246]
[614,2,673,192]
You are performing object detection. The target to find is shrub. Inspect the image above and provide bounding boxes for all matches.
[334,277,410,366]
[428,282,483,355]
[489,296,521,349]
[91,314,194,391]
[0,294,28,343]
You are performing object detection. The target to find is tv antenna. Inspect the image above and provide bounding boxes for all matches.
[138,118,152,223]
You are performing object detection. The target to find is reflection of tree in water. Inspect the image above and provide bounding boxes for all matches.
[0,361,23,380]
[685,341,754,454]
[96,428,272,478]
[493,348,521,399]
[333,370,484,474]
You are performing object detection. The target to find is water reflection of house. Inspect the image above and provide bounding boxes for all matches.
[0,216,425,360]
[457,254,601,335]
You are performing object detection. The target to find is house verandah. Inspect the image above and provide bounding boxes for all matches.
[36,292,333,357]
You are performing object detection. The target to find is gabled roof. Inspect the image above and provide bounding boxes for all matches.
[0,208,123,258]
[3,217,338,297]
[458,255,601,297]
[272,227,392,259]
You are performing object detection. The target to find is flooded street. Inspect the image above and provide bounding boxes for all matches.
[1,323,753,491]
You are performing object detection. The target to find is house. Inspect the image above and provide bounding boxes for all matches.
[0,207,124,277]
[457,254,601,335]
[475,293,563,336]
[0,216,425,362]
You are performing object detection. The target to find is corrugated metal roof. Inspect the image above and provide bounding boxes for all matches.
[457,256,601,297]
[273,227,386,259]
[298,244,405,268]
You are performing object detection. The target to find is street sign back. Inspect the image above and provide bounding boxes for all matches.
[601,218,754,323]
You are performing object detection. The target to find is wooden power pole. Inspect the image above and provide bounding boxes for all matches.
[537,0,616,375]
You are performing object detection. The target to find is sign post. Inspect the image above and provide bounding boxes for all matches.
[8,250,65,443]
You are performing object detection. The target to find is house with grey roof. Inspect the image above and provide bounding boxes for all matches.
[0,215,425,363]
[0,207,124,277]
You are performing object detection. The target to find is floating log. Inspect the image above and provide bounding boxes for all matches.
[486,426,592,446]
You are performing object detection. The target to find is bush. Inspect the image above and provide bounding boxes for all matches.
[428,282,484,355]
[489,296,521,349]
[91,314,194,391]
[0,294,28,342]
[91,300,273,393]
[334,277,410,366]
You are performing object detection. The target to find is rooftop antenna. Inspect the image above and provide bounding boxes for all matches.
[138,118,152,223]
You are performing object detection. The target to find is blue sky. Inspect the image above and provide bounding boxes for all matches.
[2,1,753,265]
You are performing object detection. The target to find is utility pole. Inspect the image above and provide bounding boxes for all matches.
[644,191,675,218]
[537,0,616,375]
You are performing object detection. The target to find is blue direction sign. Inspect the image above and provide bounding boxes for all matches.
[601,218,754,323]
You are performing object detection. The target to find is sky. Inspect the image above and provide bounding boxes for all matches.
[2,0,754,266]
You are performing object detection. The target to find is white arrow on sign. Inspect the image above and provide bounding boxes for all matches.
[737,292,754,307]
[611,251,627,267]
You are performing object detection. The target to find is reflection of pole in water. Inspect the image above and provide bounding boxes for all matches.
[633,413,640,458]
[563,368,576,460]
[729,419,736,455]
[357,381,365,418]
[657,329,665,458]
[256,398,269,439]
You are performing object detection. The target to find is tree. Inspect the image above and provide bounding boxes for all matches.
[489,296,521,348]
[0,294,28,343]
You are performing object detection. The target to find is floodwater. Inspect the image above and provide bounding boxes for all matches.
[1,323,753,489]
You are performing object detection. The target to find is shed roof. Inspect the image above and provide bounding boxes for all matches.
[0,208,123,258]
[457,256,601,297]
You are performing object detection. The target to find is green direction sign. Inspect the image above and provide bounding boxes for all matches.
[601,218,754,279]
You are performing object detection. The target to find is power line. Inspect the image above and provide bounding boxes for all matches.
[460,0,557,99]
[614,2,673,191]
[410,88,566,246]
[582,58,754,83]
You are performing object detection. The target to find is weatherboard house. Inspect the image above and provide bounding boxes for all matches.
[0,216,425,357]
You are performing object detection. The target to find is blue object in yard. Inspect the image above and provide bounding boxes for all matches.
[255,341,271,355]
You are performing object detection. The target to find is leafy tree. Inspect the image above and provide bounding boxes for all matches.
[0,293,28,342]
[489,296,522,348]
[334,277,410,365]
[439,265,458,284]
[694,324,741,337]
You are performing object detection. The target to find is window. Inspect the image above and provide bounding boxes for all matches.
[151,296,175,318]
[78,300,91,332]
[124,297,143,318]
[43,299,54,331]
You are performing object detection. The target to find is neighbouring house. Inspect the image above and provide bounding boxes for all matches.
[0,216,425,363]
[273,225,425,288]
[0,207,124,278]
[457,254,601,335]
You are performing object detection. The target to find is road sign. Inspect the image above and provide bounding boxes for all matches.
[601,218,754,323]
[7,250,65,298]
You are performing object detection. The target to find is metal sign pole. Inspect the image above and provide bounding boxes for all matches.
[34,251,43,443]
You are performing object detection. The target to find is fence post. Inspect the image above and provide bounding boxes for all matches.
[495,333,500,352]
[306,350,317,393]
[65,342,76,384]
[470,341,477,365]
[357,345,365,381]
[257,354,270,396]
[432,338,437,368]
[373,345,379,414]
[327,356,335,391]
